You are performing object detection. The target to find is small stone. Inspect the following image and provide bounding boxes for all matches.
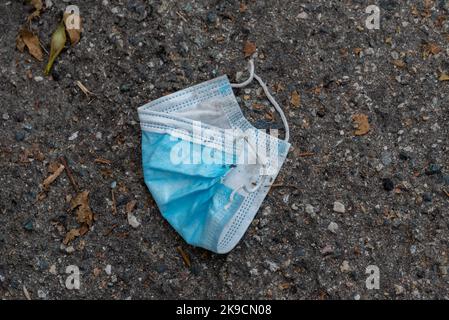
[2,113,9,120]
[327,222,339,234]
[382,178,395,191]
[49,265,57,275]
[34,76,44,82]
[394,284,405,295]
[305,204,314,215]
[23,219,33,231]
[105,264,112,275]
[37,290,46,299]
[206,12,217,24]
[391,51,399,60]
[249,268,259,276]
[297,11,308,19]
[354,294,361,300]
[291,203,299,210]
[425,164,442,175]
[120,83,131,92]
[380,151,392,166]
[265,260,280,272]
[110,181,117,189]
[262,206,272,216]
[127,213,141,228]
[410,245,417,255]
[422,192,432,202]
[68,131,79,141]
[320,244,334,255]
[95,132,102,139]
[340,260,351,272]
[333,201,345,213]
[65,246,75,253]
[15,131,26,142]
[45,0,53,9]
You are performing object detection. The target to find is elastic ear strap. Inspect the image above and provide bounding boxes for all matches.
[231,59,290,142]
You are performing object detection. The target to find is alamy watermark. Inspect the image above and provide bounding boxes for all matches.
[167,121,281,176]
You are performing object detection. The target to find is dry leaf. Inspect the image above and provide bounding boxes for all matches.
[353,48,363,56]
[243,41,256,58]
[392,59,405,68]
[63,10,82,45]
[290,90,301,107]
[28,0,43,21]
[70,191,94,227]
[177,246,191,268]
[75,81,93,96]
[239,2,247,13]
[422,42,441,59]
[352,113,370,136]
[42,163,65,190]
[439,73,449,81]
[126,200,137,214]
[16,29,43,61]
[63,228,80,245]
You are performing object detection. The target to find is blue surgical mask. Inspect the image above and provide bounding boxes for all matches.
[138,59,290,253]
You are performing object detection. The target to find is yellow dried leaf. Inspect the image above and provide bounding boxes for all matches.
[439,73,449,81]
[44,22,66,75]
[16,29,43,61]
[243,41,256,58]
[352,113,370,136]
[290,90,301,107]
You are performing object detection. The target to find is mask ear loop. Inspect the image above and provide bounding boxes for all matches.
[230,58,290,142]
[224,58,290,210]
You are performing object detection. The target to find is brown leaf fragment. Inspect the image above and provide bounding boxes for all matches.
[64,10,82,46]
[352,113,370,136]
[243,41,256,58]
[392,59,406,68]
[78,224,89,236]
[353,48,363,56]
[42,163,65,190]
[28,0,43,21]
[70,191,94,227]
[63,228,80,245]
[290,90,301,108]
[177,246,191,268]
[94,157,111,165]
[422,42,441,59]
[126,200,137,214]
[16,29,43,61]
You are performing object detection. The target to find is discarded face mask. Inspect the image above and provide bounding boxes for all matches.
[138,59,290,253]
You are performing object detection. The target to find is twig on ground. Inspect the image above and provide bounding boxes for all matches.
[59,156,79,193]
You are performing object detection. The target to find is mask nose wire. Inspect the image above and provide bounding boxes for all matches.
[230,59,290,143]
